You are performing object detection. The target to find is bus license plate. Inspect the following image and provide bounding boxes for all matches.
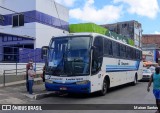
[60,87,67,90]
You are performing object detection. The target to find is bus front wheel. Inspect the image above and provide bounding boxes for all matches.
[99,79,108,96]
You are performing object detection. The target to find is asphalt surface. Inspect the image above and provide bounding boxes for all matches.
[0,81,158,113]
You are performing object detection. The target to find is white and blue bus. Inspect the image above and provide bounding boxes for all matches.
[42,33,143,95]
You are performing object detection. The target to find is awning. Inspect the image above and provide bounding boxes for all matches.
[143,61,158,66]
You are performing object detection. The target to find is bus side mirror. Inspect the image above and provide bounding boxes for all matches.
[41,46,49,59]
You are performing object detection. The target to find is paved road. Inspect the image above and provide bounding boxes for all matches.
[0,81,158,113]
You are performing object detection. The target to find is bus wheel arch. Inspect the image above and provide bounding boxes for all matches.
[104,75,110,89]
[99,75,110,96]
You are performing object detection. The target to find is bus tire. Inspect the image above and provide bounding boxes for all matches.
[99,79,108,96]
[131,74,137,86]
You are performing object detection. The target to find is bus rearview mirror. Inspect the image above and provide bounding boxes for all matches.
[41,46,49,59]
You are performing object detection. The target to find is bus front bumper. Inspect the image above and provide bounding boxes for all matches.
[45,82,91,94]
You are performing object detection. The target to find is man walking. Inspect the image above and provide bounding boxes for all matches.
[147,67,160,113]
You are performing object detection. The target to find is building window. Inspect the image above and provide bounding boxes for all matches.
[18,37,22,41]
[13,14,24,27]
[8,36,12,41]
[122,24,128,28]
[2,36,8,42]
[19,14,24,26]
[13,36,18,41]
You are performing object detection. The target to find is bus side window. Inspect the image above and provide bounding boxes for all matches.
[108,40,112,55]
[104,39,112,56]
[92,60,98,73]
[140,51,142,60]
[126,47,130,59]
[120,45,126,58]
[92,36,103,74]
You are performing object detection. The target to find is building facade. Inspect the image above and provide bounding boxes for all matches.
[102,20,142,48]
[0,0,69,62]
[142,34,160,63]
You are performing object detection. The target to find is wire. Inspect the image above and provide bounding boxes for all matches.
[53,0,63,30]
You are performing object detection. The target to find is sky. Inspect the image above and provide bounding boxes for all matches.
[55,0,160,34]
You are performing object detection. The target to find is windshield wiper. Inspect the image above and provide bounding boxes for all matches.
[52,52,67,75]
[73,58,83,62]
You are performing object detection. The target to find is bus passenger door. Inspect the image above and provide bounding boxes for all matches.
[90,36,103,93]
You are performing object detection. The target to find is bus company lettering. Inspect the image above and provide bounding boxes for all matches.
[52,78,83,81]
[66,78,83,81]
[121,62,129,65]
[52,78,63,80]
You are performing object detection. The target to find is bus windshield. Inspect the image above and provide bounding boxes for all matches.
[47,36,91,76]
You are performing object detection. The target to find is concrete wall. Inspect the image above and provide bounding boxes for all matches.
[0,62,44,85]
[0,23,36,39]
[0,63,44,76]
[35,0,69,48]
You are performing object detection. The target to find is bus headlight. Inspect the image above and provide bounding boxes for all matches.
[45,79,53,83]
[76,80,89,85]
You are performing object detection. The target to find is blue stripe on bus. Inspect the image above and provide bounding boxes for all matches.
[106,65,136,68]
[106,69,138,72]
[106,60,141,72]
[106,67,137,69]
[106,66,138,72]
[106,69,136,72]
[106,66,137,69]
[106,66,137,71]
[106,68,137,70]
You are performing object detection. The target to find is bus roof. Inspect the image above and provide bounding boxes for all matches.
[54,32,142,51]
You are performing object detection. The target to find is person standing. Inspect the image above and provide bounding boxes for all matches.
[42,65,46,82]
[147,67,160,113]
[28,66,36,94]
[26,59,33,92]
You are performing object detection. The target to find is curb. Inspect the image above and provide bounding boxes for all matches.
[24,91,55,100]
[35,92,55,100]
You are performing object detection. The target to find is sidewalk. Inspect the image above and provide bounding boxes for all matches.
[0,82,55,104]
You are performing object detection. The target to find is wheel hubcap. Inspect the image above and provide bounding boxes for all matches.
[103,82,107,93]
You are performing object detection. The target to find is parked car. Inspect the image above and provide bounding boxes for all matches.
[149,66,155,74]
[142,69,152,81]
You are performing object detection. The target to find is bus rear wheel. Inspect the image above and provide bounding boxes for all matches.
[131,75,137,86]
[99,79,108,96]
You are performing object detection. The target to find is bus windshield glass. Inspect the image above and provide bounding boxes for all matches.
[47,36,91,76]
